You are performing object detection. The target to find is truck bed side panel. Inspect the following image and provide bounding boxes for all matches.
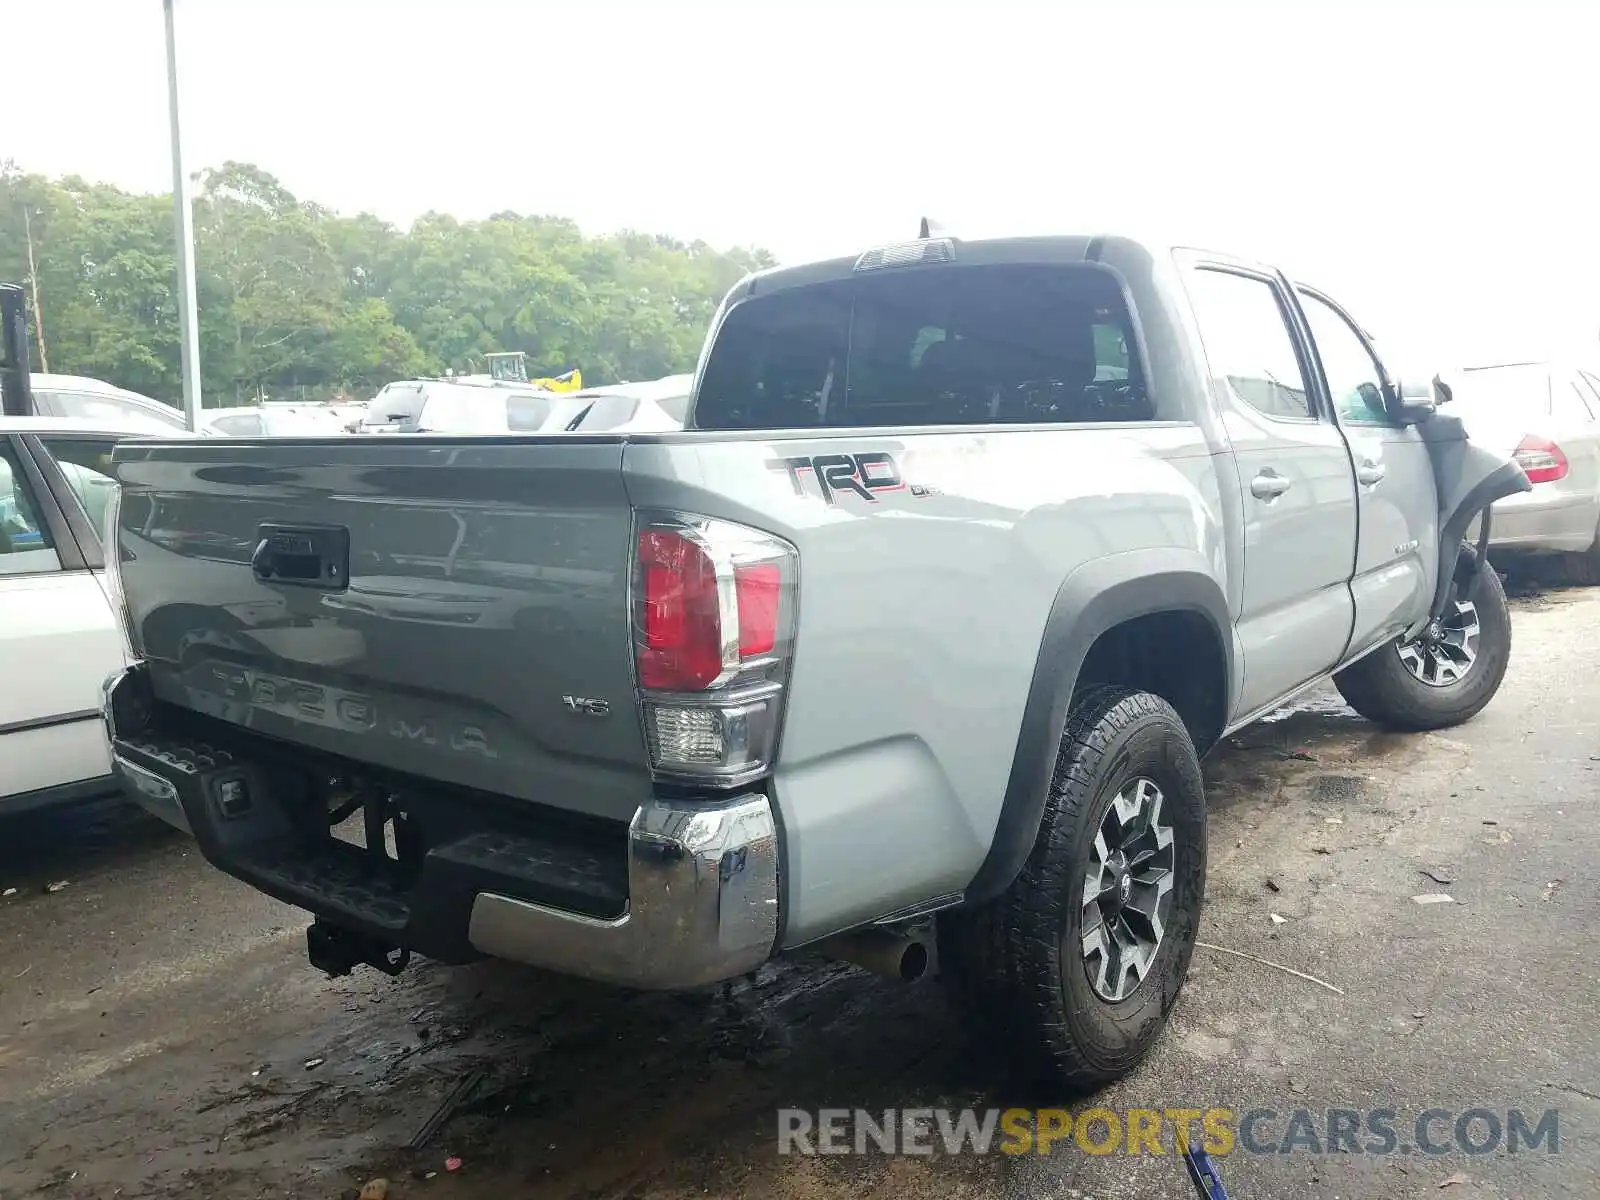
[622,425,1226,943]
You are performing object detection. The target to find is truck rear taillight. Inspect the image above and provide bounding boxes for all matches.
[632,512,798,788]
[734,563,780,656]
[637,529,723,690]
[1513,436,1569,484]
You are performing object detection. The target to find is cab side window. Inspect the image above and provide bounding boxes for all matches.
[1187,269,1312,420]
[0,444,62,576]
[1298,291,1391,426]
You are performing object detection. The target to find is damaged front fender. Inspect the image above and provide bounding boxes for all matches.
[1420,410,1533,622]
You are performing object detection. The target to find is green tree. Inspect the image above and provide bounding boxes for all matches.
[2,160,773,406]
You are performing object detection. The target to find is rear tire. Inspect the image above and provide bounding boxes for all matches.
[939,686,1206,1092]
[1333,554,1511,731]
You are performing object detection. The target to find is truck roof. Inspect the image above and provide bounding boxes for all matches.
[731,230,1336,319]
[738,233,1108,295]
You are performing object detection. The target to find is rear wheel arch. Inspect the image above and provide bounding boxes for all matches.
[963,555,1232,905]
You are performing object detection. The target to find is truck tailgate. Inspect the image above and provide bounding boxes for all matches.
[112,437,649,823]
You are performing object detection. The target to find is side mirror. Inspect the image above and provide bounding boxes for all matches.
[1384,374,1445,426]
[0,283,37,417]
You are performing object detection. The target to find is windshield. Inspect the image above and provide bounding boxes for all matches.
[363,383,428,427]
[693,263,1146,430]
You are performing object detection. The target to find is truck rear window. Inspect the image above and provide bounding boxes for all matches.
[693,263,1149,429]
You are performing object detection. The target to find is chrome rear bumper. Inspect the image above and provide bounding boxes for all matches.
[468,794,780,989]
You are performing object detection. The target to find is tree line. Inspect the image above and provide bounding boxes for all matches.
[0,160,774,406]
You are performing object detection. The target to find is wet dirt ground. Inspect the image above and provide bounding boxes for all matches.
[2,576,1597,1200]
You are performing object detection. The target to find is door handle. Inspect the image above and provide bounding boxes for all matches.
[251,523,350,590]
[1250,470,1292,500]
[1355,461,1386,486]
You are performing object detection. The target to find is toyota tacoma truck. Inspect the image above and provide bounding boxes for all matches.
[101,232,1528,1089]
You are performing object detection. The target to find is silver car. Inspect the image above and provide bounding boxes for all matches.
[1450,361,1600,581]
[29,373,189,434]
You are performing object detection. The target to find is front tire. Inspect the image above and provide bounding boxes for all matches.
[1333,553,1511,731]
[940,686,1207,1092]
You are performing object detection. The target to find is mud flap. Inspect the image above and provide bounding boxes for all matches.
[1420,412,1532,622]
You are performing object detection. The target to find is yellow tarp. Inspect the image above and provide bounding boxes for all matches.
[532,369,583,393]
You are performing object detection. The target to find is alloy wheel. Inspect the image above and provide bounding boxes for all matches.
[1079,777,1176,1003]
[1397,599,1480,688]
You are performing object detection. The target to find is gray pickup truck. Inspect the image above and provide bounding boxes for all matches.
[102,232,1528,1089]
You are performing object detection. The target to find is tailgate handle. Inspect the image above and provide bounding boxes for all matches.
[251,523,350,590]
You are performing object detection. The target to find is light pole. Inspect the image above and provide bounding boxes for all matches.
[163,0,203,430]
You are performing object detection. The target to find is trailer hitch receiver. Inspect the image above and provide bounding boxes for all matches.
[307,920,411,978]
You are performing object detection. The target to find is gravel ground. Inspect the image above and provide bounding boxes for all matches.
[1,584,1595,1200]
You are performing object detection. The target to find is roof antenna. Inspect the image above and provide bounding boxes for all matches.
[919,216,947,239]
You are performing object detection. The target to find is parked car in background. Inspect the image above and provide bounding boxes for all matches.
[566,374,692,432]
[202,404,350,437]
[512,373,693,433]
[1449,361,1600,581]
[359,379,534,435]
[30,373,188,434]
[0,418,163,814]
[325,403,368,433]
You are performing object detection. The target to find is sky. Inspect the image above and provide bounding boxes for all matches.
[6,0,1598,368]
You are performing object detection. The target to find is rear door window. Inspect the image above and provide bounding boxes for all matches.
[694,263,1151,429]
[1187,269,1313,422]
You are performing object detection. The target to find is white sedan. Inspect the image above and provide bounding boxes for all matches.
[1450,361,1600,581]
[0,417,154,813]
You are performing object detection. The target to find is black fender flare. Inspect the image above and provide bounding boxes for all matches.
[962,550,1233,905]
[1429,459,1530,619]
[1418,411,1532,621]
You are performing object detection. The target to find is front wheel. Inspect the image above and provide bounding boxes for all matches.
[940,686,1207,1091]
[1333,553,1511,732]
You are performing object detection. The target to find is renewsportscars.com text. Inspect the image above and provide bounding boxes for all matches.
[776,1107,1560,1158]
